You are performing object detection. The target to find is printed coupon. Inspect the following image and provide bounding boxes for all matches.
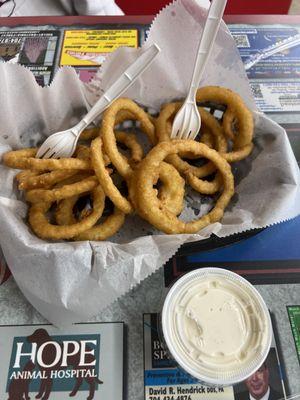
[0,30,59,86]
[60,29,138,66]
[144,314,286,400]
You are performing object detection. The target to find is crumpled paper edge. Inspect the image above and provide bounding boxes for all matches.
[85,0,257,112]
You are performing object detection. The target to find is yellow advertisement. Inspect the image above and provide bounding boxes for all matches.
[60,29,139,66]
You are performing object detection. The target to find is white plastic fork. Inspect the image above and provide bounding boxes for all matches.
[36,43,161,159]
[171,0,227,140]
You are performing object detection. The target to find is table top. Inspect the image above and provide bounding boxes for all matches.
[0,14,299,400]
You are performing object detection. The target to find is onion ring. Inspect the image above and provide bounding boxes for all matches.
[3,148,91,171]
[18,169,81,190]
[74,207,125,241]
[55,196,77,226]
[56,192,125,241]
[156,102,226,176]
[156,162,185,216]
[16,170,40,189]
[16,170,39,181]
[78,110,140,141]
[156,103,226,193]
[26,175,98,204]
[222,109,235,140]
[29,185,105,240]
[196,86,254,150]
[157,102,227,151]
[79,127,100,141]
[157,99,252,164]
[101,98,156,178]
[129,161,185,216]
[79,129,143,166]
[18,145,96,190]
[186,171,223,195]
[200,129,215,149]
[15,145,94,190]
[91,136,133,214]
[135,140,234,234]
[115,130,144,164]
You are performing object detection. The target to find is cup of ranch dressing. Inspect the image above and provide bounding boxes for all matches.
[161,268,272,387]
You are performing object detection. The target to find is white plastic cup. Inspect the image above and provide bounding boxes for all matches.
[162,268,272,387]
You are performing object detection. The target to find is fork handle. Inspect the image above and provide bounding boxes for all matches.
[71,44,160,138]
[187,0,227,101]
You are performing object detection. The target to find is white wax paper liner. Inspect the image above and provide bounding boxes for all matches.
[0,0,300,326]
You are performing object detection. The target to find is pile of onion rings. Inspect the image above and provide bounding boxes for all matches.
[2,86,253,240]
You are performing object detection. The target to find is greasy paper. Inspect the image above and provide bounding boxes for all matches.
[0,0,300,326]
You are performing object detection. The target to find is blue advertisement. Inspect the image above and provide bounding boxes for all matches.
[230,26,300,79]
[229,25,300,113]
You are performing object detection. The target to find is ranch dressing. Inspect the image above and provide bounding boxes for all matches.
[162,268,272,386]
